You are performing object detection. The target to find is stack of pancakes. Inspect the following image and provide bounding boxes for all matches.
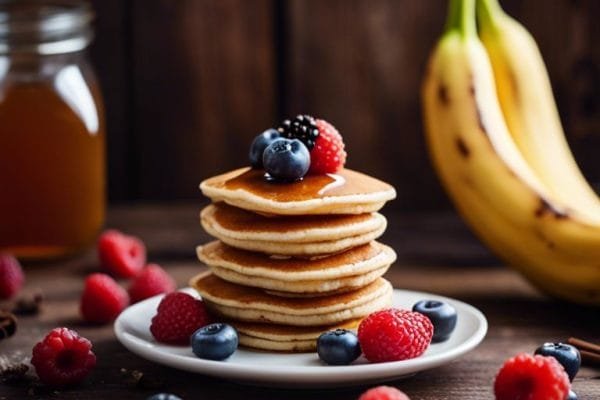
[191,167,396,351]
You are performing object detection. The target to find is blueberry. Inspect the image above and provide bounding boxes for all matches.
[412,300,457,343]
[534,342,581,381]
[249,128,280,168]
[146,394,182,400]
[317,329,361,365]
[263,138,310,181]
[191,323,238,361]
[567,390,578,400]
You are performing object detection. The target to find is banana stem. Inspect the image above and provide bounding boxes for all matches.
[477,0,506,31]
[445,0,476,37]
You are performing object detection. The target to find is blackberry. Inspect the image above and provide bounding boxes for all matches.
[277,115,319,150]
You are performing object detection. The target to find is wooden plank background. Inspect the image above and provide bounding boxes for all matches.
[89,0,600,209]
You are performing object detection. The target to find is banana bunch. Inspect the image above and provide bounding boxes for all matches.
[422,0,600,305]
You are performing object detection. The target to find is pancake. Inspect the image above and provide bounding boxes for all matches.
[200,167,396,215]
[190,272,393,326]
[200,202,387,243]
[197,241,396,294]
[201,214,386,256]
[233,319,361,352]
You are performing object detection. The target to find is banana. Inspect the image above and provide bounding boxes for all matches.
[422,0,600,305]
[477,0,600,221]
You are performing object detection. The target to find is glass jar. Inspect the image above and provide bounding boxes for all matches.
[0,1,105,259]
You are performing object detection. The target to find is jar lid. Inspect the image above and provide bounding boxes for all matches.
[0,0,94,55]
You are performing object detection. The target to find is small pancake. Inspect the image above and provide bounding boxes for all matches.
[200,202,386,243]
[197,241,396,294]
[233,319,361,352]
[200,167,396,215]
[190,273,393,326]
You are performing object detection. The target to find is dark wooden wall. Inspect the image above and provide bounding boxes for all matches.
[89,0,600,210]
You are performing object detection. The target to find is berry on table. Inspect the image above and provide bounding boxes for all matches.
[98,230,146,278]
[31,327,96,387]
[146,394,183,400]
[128,263,176,303]
[191,323,238,361]
[534,342,581,382]
[412,299,457,343]
[358,308,433,363]
[80,273,129,324]
[567,390,578,400]
[358,385,411,400]
[277,114,320,150]
[309,119,346,174]
[0,253,24,299]
[494,353,570,400]
[249,128,281,168]
[317,328,361,365]
[263,138,310,182]
[150,292,211,345]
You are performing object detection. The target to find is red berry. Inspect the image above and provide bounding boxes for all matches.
[31,327,96,387]
[359,386,411,400]
[150,292,211,345]
[494,353,570,400]
[98,230,146,278]
[309,119,347,174]
[358,308,433,363]
[80,273,129,324]
[0,253,24,299]
[128,264,176,303]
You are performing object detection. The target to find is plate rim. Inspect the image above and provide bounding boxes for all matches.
[114,288,488,385]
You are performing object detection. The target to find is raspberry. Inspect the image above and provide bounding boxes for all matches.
[359,386,411,400]
[98,230,146,278]
[0,253,24,299]
[80,273,129,324]
[309,119,346,174]
[358,308,433,363]
[31,327,96,387]
[129,264,176,303]
[150,292,211,345]
[494,353,570,400]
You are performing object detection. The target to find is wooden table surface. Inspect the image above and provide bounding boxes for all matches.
[1,204,599,399]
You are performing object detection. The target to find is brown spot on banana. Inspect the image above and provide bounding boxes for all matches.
[533,229,556,250]
[534,198,569,219]
[456,137,470,158]
[437,84,449,105]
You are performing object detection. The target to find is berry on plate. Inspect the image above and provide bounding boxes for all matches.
[249,128,281,168]
[412,299,457,343]
[358,385,411,400]
[0,253,24,299]
[128,264,176,303]
[263,138,310,181]
[494,353,570,400]
[150,292,211,345]
[191,323,238,361]
[80,273,129,324]
[31,327,96,387]
[317,329,361,365]
[534,342,581,382]
[358,308,433,363]
[98,229,146,278]
[309,119,346,174]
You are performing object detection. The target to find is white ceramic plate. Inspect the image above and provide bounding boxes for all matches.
[114,288,487,388]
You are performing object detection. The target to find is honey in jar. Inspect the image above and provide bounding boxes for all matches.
[0,1,105,259]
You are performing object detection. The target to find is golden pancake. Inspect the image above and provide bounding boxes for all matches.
[197,241,396,294]
[233,319,361,352]
[200,167,396,215]
[200,202,386,243]
[190,272,393,326]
